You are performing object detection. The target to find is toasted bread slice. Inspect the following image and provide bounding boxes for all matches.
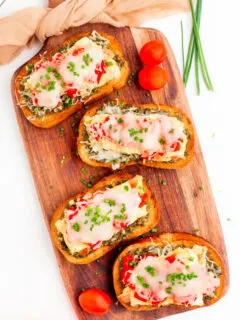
[13,31,129,128]
[77,102,194,170]
[50,173,160,264]
[113,233,225,311]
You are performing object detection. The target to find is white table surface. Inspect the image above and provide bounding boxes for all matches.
[0,1,239,319]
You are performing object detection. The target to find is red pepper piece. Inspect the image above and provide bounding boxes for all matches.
[113,220,128,229]
[80,247,90,256]
[68,207,78,220]
[66,88,78,98]
[134,292,148,302]
[72,48,84,56]
[139,193,148,207]
[171,141,181,152]
[150,296,166,305]
[90,240,102,251]
[95,60,107,83]
[121,255,136,268]
[165,255,176,264]
[34,97,39,105]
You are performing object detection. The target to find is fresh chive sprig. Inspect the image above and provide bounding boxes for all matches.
[182,0,213,93]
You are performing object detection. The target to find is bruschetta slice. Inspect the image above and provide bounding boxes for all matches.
[51,173,159,264]
[78,102,194,170]
[13,31,129,128]
[113,233,225,311]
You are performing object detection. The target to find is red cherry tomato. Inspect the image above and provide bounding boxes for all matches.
[79,288,111,315]
[138,66,168,90]
[140,40,167,66]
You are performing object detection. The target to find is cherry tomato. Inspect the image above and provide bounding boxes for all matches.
[138,66,168,90]
[79,288,111,315]
[140,40,167,66]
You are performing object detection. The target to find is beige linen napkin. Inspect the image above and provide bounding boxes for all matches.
[0,0,189,65]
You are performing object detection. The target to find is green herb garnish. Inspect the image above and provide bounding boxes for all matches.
[81,168,87,174]
[72,222,80,232]
[145,265,156,276]
[104,199,116,206]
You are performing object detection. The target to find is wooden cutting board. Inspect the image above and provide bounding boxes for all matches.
[11,23,229,319]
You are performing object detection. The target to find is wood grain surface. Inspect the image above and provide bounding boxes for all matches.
[11,23,229,319]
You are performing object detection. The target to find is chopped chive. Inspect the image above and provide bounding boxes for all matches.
[72,222,80,232]
[199,186,204,190]
[81,168,87,174]
[80,178,88,185]
[150,228,157,233]
[49,185,54,189]
[161,180,167,186]
[165,287,172,294]
[189,0,213,90]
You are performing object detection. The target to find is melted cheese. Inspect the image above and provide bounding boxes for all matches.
[55,175,147,254]
[84,107,188,166]
[120,245,220,307]
[27,63,63,108]
[24,31,121,109]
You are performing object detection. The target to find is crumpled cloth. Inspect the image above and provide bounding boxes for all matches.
[0,0,189,65]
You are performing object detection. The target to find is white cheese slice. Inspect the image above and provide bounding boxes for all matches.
[124,245,220,307]
[84,111,188,163]
[55,175,147,254]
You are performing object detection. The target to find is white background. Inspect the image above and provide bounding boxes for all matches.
[0,0,239,319]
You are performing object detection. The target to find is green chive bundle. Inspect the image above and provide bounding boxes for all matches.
[182,0,213,94]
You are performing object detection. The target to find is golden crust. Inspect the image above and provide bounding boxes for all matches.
[113,233,225,311]
[50,172,160,264]
[13,32,129,128]
[77,103,194,169]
